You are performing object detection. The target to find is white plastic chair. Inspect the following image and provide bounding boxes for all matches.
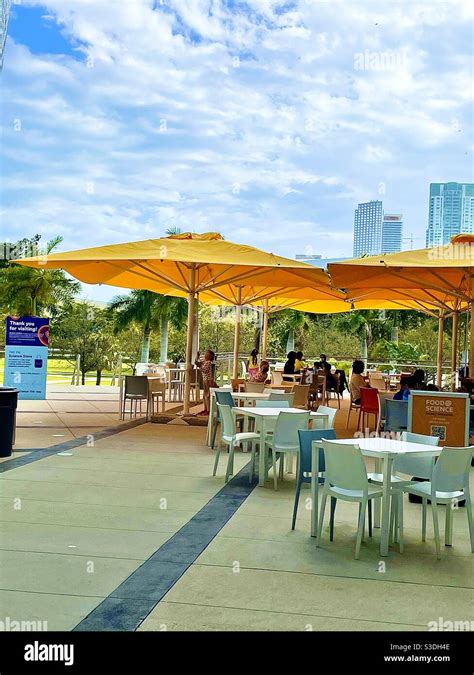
[264,411,310,489]
[313,405,337,429]
[317,440,383,559]
[269,391,294,405]
[214,404,260,483]
[368,431,439,544]
[399,445,474,558]
[207,385,233,447]
[271,371,284,386]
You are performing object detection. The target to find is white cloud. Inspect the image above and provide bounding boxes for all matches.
[1,0,472,280]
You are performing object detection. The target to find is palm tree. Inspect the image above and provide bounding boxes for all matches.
[109,290,160,363]
[336,310,389,366]
[109,290,187,363]
[1,236,80,316]
[286,310,311,352]
[154,294,188,362]
[109,228,189,364]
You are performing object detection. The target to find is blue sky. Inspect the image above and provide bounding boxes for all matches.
[1,0,473,301]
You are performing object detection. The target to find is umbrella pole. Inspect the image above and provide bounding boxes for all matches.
[261,299,269,360]
[183,266,196,416]
[232,287,242,380]
[451,310,459,391]
[436,312,444,389]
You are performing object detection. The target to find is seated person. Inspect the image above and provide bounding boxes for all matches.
[393,376,411,400]
[315,353,346,393]
[402,376,418,400]
[426,383,439,392]
[294,351,305,372]
[349,359,369,405]
[314,353,331,372]
[413,369,427,388]
[283,351,297,381]
[253,360,270,383]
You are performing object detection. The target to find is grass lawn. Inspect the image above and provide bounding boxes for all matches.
[0,358,134,385]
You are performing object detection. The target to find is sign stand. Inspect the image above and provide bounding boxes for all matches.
[3,317,49,400]
[408,390,469,447]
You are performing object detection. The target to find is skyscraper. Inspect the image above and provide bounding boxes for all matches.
[0,0,11,70]
[426,182,474,247]
[353,200,383,256]
[381,214,403,253]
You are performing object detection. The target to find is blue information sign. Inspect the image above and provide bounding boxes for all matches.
[4,317,50,399]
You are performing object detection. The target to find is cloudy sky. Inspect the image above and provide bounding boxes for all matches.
[1,0,473,300]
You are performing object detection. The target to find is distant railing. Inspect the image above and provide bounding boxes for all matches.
[0,348,459,389]
[214,352,458,388]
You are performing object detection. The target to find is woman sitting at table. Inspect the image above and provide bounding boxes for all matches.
[253,360,270,383]
[195,349,216,415]
[349,359,369,405]
[295,351,306,372]
[283,351,297,381]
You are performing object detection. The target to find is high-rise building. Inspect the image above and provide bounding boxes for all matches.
[381,214,403,253]
[353,200,383,256]
[0,0,11,70]
[426,182,474,247]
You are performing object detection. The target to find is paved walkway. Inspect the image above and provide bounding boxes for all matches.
[1,396,472,631]
[10,384,201,453]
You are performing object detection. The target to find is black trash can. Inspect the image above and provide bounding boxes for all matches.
[0,387,19,457]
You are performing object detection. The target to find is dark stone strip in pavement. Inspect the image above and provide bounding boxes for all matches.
[0,418,148,473]
[73,462,257,631]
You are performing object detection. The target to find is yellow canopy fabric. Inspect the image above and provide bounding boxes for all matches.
[15,232,346,306]
[329,234,474,307]
[15,232,351,411]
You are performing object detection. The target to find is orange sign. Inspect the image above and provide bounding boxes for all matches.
[409,392,469,447]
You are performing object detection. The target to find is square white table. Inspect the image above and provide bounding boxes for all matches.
[232,392,271,405]
[237,406,329,487]
[206,389,272,446]
[310,437,441,556]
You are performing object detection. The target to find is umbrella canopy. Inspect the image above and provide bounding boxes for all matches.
[15,232,346,411]
[15,231,343,305]
[328,234,473,309]
[329,234,474,383]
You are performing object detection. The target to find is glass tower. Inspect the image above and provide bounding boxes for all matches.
[353,200,383,257]
[381,214,403,253]
[426,183,474,247]
[0,0,11,70]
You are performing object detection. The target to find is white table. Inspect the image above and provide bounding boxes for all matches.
[206,391,272,446]
[237,406,329,487]
[232,392,271,406]
[310,437,441,556]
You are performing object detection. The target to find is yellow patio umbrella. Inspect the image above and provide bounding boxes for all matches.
[15,232,345,412]
[329,234,474,387]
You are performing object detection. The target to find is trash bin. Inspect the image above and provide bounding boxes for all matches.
[0,387,19,457]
